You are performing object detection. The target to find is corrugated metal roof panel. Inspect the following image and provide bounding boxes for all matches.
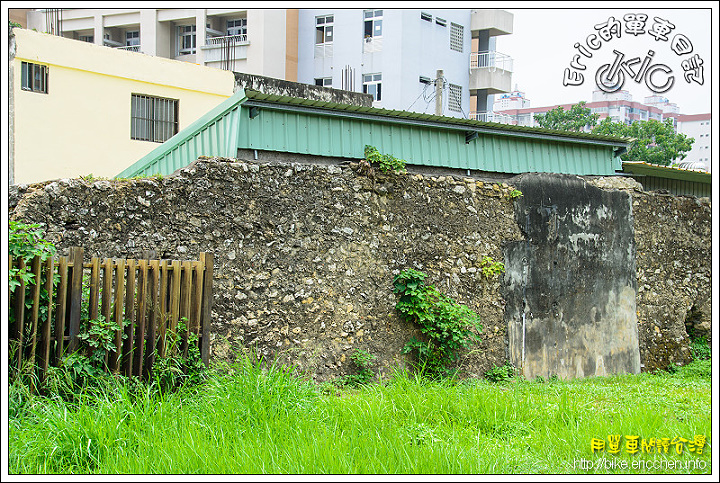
[117,88,628,178]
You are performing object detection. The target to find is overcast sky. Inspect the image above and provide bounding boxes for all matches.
[495,7,715,114]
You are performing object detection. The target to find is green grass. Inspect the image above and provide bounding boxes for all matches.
[8,356,712,475]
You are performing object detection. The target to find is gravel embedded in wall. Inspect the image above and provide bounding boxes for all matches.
[632,191,712,371]
[9,157,523,381]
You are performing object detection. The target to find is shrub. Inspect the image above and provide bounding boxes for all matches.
[393,269,482,378]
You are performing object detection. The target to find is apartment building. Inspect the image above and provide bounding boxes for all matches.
[297,8,513,118]
[22,8,299,80]
[666,113,712,171]
[494,89,667,127]
[20,8,514,120]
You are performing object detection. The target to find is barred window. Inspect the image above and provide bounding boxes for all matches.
[448,84,462,112]
[131,94,179,143]
[450,22,464,52]
[21,62,48,94]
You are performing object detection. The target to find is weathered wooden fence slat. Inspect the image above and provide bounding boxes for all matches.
[8,248,214,386]
[40,257,54,378]
[54,256,69,364]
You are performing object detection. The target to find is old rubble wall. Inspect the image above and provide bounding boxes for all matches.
[9,157,523,380]
[8,157,712,379]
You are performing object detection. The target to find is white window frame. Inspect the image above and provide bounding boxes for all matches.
[125,30,140,47]
[316,15,334,44]
[177,24,196,55]
[227,18,247,37]
[315,77,332,87]
[362,73,382,102]
[364,10,383,39]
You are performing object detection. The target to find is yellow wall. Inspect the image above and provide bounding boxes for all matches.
[11,29,235,184]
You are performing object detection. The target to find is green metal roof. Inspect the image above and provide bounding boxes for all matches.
[622,161,712,184]
[117,88,631,179]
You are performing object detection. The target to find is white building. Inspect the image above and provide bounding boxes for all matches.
[667,113,712,172]
[296,8,514,118]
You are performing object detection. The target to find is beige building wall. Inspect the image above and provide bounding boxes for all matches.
[10,28,235,184]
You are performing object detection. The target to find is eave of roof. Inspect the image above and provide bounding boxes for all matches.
[622,161,712,184]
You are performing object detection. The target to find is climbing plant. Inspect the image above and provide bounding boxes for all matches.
[393,269,482,377]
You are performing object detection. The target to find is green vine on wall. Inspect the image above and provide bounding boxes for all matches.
[393,269,483,377]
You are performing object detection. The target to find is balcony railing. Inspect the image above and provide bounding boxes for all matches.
[470,51,513,72]
[469,111,515,124]
[117,45,141,52]
[206,34,248,45]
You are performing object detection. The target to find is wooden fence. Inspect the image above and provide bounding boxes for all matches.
[8,247,214,382]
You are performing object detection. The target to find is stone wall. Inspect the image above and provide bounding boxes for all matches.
[8,157,712,379]
[233,72,373,107]
[9,157,523,381]
[631,190,712,371]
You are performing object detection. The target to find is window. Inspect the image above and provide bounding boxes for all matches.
[21,62,48,94]
[227,18,247,37]
[177,25,196,55]
[436,17,447,27]
[125,30,139,47]
[450,22,464,52]
[364,10,383,38]
[448,84,462,112]
[419,75,432,84]
[79,35,94,43]
[316,15,334,44]
[315,77,332,87]
[131,94,179,143]
[362,73,382,102]
[421,12,432,22]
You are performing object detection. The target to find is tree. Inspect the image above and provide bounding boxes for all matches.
[534,102,599,132]
[592,117,694,166]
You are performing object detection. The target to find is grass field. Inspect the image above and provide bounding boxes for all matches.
[8,355,712,475]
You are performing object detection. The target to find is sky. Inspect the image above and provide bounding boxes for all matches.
[493,7,715,114]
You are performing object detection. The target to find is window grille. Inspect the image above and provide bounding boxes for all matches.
[448,84,462,112]
[20,62,48,94]
[131,94,179,143]
[450,22,464,52]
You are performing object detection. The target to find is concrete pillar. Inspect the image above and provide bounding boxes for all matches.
[94,13,104,46]
[140,9,157,56]
[195,9,207,65]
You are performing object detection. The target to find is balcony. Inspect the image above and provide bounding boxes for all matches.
[201,34,250,64]
[469,50,513,94]
[470,9,513,37]
[116,45,141,52]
